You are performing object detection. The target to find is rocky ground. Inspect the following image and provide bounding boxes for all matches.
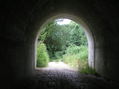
[16,68,119,89]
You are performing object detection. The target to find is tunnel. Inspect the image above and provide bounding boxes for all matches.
[35,14,94,69]
[0,0,119,89]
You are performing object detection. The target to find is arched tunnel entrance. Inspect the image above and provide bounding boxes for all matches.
[35,14,95,71]
[1,0,119,89]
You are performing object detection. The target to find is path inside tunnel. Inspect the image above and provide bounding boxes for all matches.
[17,68,119,89]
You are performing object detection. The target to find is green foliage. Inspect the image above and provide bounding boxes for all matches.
[65,45,88,60]
[37,42,49,67]
[39,19,88,59]
[63,45,88,69]
[37,19,93,74]
[55,51,64,59]
[79,63,97,74]
[70,24,88,46]
[77,45,88,60]
[65,44,81,55]
[62,54,79,69]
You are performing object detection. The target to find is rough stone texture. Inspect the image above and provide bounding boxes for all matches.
[0,0,119,88]
[16,69,119,89]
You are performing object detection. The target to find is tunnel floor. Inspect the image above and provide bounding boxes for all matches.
[17,68,119,89]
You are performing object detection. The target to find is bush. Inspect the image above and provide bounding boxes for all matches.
[55,51,64,59]
[65,45,88,60]
[63,45,88,69]
[77,45,88,60]
[65,44,81,55]
[63,54,79,69]
[37,42,49,67]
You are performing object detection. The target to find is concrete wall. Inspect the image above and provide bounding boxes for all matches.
[0,0,119,88]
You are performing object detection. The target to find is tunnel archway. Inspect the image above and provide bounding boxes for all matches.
[1,1,119,88]
[23,1,106,80]
[35,14,95,70]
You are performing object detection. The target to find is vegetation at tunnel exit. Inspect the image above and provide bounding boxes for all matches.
[37,42,49,67]
[36,18,94,74]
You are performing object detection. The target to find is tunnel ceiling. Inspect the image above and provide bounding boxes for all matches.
[0,0,118,41]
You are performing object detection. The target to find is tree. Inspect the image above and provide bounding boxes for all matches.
[38,19,87,59]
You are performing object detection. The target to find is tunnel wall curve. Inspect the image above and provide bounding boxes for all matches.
[24,0,119,82]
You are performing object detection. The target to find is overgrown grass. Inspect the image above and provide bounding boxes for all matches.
[62,45,97,74]
[62,45,88,69]
[79,64,97,74]
[62,54,79,69]
[62,56,97,74]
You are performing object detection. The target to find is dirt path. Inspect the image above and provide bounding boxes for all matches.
[48,62,70,69]
[35,61,76,71]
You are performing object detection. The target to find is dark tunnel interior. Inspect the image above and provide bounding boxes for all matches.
[0,0,119,89]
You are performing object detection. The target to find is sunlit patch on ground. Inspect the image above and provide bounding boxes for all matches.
[48,62,70,69]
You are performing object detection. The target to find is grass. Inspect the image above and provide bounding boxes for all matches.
[79,62,97,75]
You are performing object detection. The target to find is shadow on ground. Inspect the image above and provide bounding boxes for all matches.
[14,68,119,89]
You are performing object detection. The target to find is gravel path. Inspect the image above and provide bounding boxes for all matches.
[17,68,119,89]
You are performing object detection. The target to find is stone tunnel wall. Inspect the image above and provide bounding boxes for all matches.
[0,0,119,88]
